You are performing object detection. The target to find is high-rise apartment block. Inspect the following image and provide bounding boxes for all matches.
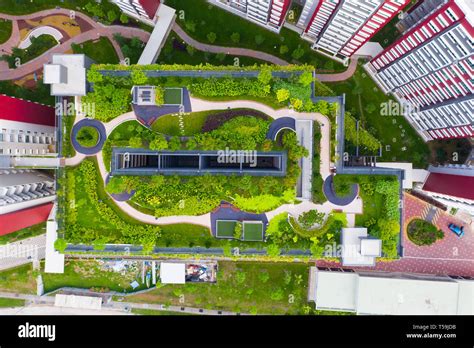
[366,0,474,140]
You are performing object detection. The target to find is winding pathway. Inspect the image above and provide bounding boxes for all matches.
[0,9,150,80]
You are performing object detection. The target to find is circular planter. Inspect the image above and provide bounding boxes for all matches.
[407,219,444,246]
[75,126,100,148]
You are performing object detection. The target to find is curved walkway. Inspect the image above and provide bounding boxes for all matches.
[71,118,107,155]
[315,56,359,82]
[322,175,359,206]
[0,9,150,80]
[172,23,288,66]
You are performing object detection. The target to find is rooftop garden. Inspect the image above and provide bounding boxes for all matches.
[1,34,58,68]
[332,174,401,258]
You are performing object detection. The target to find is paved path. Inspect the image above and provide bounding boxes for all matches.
[322,175,359,206]
[172,22,288,66]
[315,56,359,82]
[0,234,46,271]
[71,118,107,155]
[0,9,150,80]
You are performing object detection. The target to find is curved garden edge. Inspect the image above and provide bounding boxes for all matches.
[64,95,364,229]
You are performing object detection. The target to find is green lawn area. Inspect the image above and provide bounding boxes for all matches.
[0,19,12,44]
[0,264,37,294]
[42,260,146,293]
[216,220,236,238]
[328,63,429,168]
[125,261,311,315]
[165,0,345,72]
[131,308,192,315]
[62,115,76,158]
[72,37,119,64]
[151,110,224,136]
[2,34,57,68]
[243,222,263,241]
[0,297,25,308]
[158,33,266,67]
[163,88,183,105]
[0,222,46,245]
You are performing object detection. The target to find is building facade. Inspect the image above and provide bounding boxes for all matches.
[417,164,474,216]
[209,0,291,32]
[366,0,474,140]
[299,0,411,62]
[0,95,56,157]
[111,0,161,25]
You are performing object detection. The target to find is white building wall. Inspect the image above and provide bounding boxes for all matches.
[0,120,56,156]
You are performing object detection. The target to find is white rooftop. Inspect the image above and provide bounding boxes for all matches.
[314,271,358,312]
[138,4,176,65]
[54,294,102,310]
[341,227,381,266]
[44,203,64,274]
[44,54,86,96]
[311,269,474,315]
[160,262,186,284]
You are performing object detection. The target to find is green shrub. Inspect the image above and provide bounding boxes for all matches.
[407,219,444,246]
[75,126,99,147]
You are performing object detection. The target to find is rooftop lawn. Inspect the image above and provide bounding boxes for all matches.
[0,264,37,294]
[165,0,345,73]
[243,222,264,241]
[124,261,312,315]
[163,88,183,105]
[0,19,12,45]
[151,110,224,136]
[327,63,429,168]
[0,297,25,308]
[72,37,119,64]
[158,33,266,67]
[216,220,237,238]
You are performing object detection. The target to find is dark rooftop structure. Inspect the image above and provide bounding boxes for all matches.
[110,148,287,177]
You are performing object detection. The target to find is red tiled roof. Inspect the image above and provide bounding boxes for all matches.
[0,203,53,236]
[139,0,160,19]
[0,95,55,127]
[422,173,474,201]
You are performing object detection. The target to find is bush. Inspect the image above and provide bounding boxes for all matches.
[291,45,305,60]
[279,45,289,55]
[407,219,444,246]
[254,34,265,45]
[76,126,99,147]
[230,32,240,43]
[207,32,217,43]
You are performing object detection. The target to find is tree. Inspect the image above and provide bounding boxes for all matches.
[298,71,313,86]
[149,134,168,150]
[186,45,195,56]
[254,34,265,45]
[87,69,103,83]
[119,13,129,24]
[54,238,67,253]
[291,45,305,60]
[233,222,242,240]
[131,70,148,85]
[207,32,217,43]
[215,52,226,62]
[290,98,303,111]
[266,244,280,257]
[129,136,142,148]
[257,66,272,85]
[276,88,290,103]
[186,138,198,150]
[107,10,118,23]
[279,45,289,55]
[230,32,240,43]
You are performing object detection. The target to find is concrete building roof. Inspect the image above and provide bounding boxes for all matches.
[0,170,53,187]
[311,269,474,315]
[44,54,87,96]
[137,4,176,65]
[160,262,186,284]
[341,227,381,266]
[54,294,102,310]
[44,204,64,274]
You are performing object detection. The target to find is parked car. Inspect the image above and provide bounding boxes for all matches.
[448,223,464,237]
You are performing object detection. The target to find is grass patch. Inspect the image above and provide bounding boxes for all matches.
[163,88,183,105]
[0,19,12,44]
[75,126,99,148]
[0,222,46,245]
[165,0,345,72]
[72,37,119,64]
[42,260,145,293]
[0,297,25,307]
[151,110,225,136]
[62,115,76,158]
[125,261,311,315]
[328,64,429,167]
[216,220,236,238]
[242,222,263,241]
[0,264,36,294]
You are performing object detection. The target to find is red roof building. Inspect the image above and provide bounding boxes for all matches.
[0,94,55,127]
[0,203,53,236]
[422,173,474,201]
[139,0,160,19]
